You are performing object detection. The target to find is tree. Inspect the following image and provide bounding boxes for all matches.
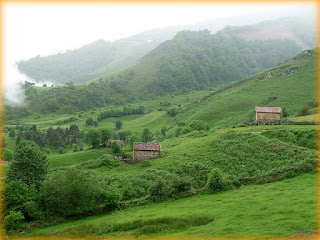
[7,141,48,189]
[128,134,141,150]
[282,107,289,122]
[69,124,80,144]
[111,141,121,154]
[115,120,122,130]
[85,129,100,148]
[161,127,167,138]
[167,107,178,117]
[16,135,21,145]
[86,117,94,126]
[141,128,153,142]
[39,169,119,217]
[9,129,16,138]
[100,128,111,146]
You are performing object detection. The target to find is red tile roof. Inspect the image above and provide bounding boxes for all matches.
[255,107,282,114]
[133,142,161,151]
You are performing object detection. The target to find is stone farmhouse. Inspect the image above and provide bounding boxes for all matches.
[133,142,161,161]
[255,106,282,125]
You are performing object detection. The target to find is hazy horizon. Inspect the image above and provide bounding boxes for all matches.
[3,3,316,105]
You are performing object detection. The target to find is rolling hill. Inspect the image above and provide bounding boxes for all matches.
[16,16,315,85]
[8,21,314,117]
[176,48,317,127]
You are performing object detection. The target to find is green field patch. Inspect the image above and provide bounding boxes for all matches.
[48,148,112,169]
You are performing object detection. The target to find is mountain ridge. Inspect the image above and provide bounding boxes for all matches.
[16,16,315,85]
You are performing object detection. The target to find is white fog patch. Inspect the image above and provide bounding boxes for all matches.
[4,62,30,106]
[4,60,58,106]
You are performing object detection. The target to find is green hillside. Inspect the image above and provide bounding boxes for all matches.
[16,17,315,85]
[176,48,317,127]
[8,24,307,116]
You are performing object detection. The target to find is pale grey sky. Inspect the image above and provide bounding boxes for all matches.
[2,2,316,105]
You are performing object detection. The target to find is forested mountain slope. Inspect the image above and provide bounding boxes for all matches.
[16,17,315,85]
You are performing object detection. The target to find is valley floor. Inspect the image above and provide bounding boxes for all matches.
[23,172,317,238]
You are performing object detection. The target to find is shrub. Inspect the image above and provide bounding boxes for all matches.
[180,126,193,135]
[4,180,38,220]
[42,147,51,154]
[120,177,149,201]
[167,107,178,117]
[58,147,65,154]
[175,127,182,137]
[100,154,122,167]
[189,120,210,131]
[9,129,16,137]
[206,168,230,192]
[177,121,186,127]
[149,178,170,201]
[73,144,79,152]
[139,161,152,168]
[4,211,25,234]
[3,149,14,162]
[175,162,211,189]
[39,169,113,217]
[297,105,310,116]
[172,176,192,193]
[103,185,122,209]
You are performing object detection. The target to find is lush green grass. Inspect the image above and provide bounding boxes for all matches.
[24,172,317,238]
[290,113,318,121]
[47,148,112,169]
[32,124,318,178]
[7,89,210,133]
[177,51,317,128]
[4,132,16,152]
[146,125,317,179]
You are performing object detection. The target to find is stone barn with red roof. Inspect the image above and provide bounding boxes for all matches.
[255,107,282,125]
[133,142,161,161]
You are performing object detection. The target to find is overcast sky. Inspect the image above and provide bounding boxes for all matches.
[2,2,316,105]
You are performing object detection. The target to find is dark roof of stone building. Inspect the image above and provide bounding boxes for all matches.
[255,107,282,114]
[133,142,161,151]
